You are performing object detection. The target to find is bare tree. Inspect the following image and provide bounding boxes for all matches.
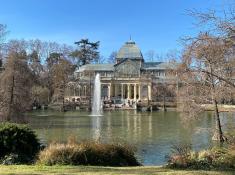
[43,52,62,101]
[108,51,117,63]
[96,55,106,64]
[0,50,33,122]
[145,50,155,62]
[7,39,28,53]
[153,82,177,111]
[0,24,7,49]
[178,33,234,143]
[177,4,235,143]
[31,85,50,107]
[187,7,235,37]
[0,24,8,64]
[26,40,75,103]
[51,57,74,111]
[28,50,44,77]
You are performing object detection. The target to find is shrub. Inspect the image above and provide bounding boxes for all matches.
[167,144,192,168]
[0,123,40,164]
[210,146,235,169]
[167,144,235,170]
[1,153,22,165]
[37,140,140,166]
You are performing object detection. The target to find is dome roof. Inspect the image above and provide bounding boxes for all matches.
[116,40,143,59]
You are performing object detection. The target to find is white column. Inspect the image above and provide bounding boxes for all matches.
[148,84,152,100]
[138,84,141,100]
[127,84,130,99]
[108,84,111,100]
[134,84,137,101]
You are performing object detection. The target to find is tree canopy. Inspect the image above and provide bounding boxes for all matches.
[70,39,100,66]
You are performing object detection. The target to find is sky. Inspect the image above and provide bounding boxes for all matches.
[0,0,233,60]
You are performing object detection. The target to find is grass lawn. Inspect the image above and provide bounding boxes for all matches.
[0,165,234,175]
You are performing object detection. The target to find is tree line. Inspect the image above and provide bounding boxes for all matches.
[0,4,234,144]
[0,25,107,122]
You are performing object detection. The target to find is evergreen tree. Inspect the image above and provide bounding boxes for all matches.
[28,50,43,77]
[70,39,100,66]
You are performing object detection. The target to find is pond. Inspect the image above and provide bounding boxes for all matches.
[27,110,235,165]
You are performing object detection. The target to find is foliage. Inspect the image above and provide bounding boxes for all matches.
[1,153,24,165]
[167,144,235,170]
[46,52,61,70]
[226,130,235,145]
[28,50,43,77]
[37,139,140,166]
[71,39,100,66]
[0,123,40,164]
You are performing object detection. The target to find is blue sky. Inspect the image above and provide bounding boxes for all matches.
[0,0,232,60]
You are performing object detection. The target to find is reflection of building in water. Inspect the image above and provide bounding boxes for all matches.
[65,39,177,108]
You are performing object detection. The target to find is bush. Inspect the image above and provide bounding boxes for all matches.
[167,144,235,170]
[1,153,22,165]
[0,123,40,164]
[167,144,194,169]
[37,139,140,166]
[210,146,235,169]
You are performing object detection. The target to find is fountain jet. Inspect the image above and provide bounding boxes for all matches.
[91,73,102,116]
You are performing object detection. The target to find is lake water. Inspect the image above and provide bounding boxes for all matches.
[28,110,235,165]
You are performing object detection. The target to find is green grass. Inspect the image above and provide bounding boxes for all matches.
[0,165,234,175]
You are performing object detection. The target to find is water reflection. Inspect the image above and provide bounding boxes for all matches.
[91,116,101,141]
[28,110,235,165]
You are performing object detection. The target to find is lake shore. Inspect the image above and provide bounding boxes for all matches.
[0,165,234,175]
[202,104,235,112]
[27,110,234,165]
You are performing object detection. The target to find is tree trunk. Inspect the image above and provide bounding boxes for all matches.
[209,65,225,143]
[7,75,15,121]
[212,98,225,143]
